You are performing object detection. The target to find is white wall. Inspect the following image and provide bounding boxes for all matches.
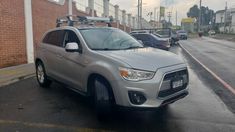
[232,13,235,26]
[231,13,235,33]
[215,12,225,24]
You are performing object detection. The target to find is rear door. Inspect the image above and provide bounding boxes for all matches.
[41,30,65,79]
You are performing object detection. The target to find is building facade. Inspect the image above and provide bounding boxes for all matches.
[0,0,133,68]
[215,8,235,33]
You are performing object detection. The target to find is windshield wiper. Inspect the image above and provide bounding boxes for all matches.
[92,48,118,51]
[123,46,143,50]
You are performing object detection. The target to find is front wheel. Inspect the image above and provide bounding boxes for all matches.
[36,61,51,88]
[93,78,112,119]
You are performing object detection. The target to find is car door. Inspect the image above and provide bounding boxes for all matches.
[55,29,85,91]
[41,30,65,79]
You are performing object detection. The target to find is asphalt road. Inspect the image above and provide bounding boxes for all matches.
[0,45,235,132]
[180,38,235,112]
[180,37,235,89]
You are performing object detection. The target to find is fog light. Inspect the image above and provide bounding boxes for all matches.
[128,91,146,105]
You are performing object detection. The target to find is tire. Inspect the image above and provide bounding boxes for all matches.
[36,61,52,88]
[93,77,112,120]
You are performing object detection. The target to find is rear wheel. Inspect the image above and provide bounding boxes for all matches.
[93,77,112,120]
[36,61,51,88]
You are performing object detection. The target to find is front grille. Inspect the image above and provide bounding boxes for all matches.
[158,69,188,98]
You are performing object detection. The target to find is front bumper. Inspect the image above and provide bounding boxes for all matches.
[111,64,189,108]
[115,91,188,111]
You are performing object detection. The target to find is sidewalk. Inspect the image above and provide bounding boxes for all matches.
[0,64,35,87]
[210,34,235,42]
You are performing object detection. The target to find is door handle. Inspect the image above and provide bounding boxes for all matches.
[56,54,63,58]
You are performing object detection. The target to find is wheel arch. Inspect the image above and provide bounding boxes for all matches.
[35,58,43,65]
[87,73,116,104]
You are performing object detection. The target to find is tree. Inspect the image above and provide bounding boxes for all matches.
[187,5,199,19]
[187,5,215,26]
[201,7,214,25]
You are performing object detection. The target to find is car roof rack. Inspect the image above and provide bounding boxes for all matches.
[56,15,113,28]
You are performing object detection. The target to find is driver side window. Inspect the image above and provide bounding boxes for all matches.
[64,30,80,47]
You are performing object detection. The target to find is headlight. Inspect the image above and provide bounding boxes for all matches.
[119,67,155,81]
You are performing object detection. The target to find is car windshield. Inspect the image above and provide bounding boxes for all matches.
[80,28,144,50]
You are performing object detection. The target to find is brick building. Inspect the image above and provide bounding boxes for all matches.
[0,0,131,68]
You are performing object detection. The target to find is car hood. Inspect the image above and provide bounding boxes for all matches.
[97,48,185,71]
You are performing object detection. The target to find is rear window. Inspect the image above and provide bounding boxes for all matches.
[178,31,186,33]
[132,34,152,41]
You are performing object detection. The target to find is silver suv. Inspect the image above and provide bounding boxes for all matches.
[35,16,189,117]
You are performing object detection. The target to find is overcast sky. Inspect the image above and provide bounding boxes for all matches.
[111,0,235,25]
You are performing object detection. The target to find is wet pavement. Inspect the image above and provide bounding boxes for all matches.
[180,37,235,89]
[0,45,235,131]
[180,38,235,113]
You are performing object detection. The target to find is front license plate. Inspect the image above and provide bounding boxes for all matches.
[172,79,183,89]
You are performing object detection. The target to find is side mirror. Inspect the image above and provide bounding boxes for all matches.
[138,40,143,44]
[65,42,80,52]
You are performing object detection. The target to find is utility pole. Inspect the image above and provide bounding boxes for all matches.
[167,11,172,28]
[140,0,142,29]
[176,10,178,26]
[154,7,157,22]
[137,0,143,29]
[167,12,172,23]
[224,1,228,33]
[138,0,140,29]
[198,0,202,32]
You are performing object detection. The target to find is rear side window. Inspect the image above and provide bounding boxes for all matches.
[132,34,150,41]
[138,34,152,41]
[43,30,65,47]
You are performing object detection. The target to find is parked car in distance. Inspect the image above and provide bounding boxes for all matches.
[36,16,189,119]
[208,30,216,35]
[131,33,171,51]
[154,29,179,45]
[177,30,188,40]
[171,30,179,45]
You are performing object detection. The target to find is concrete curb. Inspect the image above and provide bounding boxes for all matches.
[179,43,235,95]
[0,74,35,87]
[0,64,35,87]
